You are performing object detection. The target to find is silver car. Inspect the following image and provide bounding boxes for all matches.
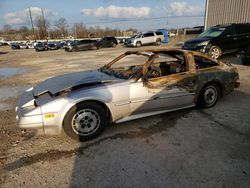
[16,48,239,141]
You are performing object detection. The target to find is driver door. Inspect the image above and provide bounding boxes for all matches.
[129,72,197,115]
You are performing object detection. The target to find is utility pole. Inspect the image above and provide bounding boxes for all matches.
[28,7,36,40]
[41,8,47,40]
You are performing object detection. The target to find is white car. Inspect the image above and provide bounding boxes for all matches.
[126,31,164,47]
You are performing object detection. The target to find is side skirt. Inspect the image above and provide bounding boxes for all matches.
[115,104,195,124]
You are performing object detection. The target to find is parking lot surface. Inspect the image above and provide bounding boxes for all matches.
[0,45,250,188]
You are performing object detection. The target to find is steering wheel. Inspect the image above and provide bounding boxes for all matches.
[128,68,143,80]
[147,67,161,78]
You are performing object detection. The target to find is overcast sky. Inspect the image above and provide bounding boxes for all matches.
[0,0,206,31]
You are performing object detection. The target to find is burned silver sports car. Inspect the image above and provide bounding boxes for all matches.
[16,48,239,141]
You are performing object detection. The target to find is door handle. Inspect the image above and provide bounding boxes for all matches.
[233,37,238,40]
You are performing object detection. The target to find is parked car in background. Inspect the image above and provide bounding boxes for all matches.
[169,32,176,37]
[10,43,20,49]
[48,42,59,50]
[35,42,48,52]
[65,39,100,52]
[117,37,127,44]
[16,48,239,141]
[19,43,28,49]
[27,42,34,49]
[242,45,250,65]
[98,37,118,48]
[183,23,250,59]
[126,31,164,47]
[124,35,136,46]
[60,41,67,49]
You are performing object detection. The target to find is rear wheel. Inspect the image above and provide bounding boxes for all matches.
[242,45,250,65]
[197,83,220,108]
[155,38,161,46]
[209,46,222,59]
[111,42,117,48]
[63,102,107,141]
[96,45,100,50]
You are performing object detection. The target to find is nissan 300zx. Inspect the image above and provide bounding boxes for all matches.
[16,48,239,141]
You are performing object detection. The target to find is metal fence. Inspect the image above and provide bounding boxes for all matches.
[205,0,250,29]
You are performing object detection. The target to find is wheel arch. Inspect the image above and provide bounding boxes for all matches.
[60,99,113,129]
[135,41,141,46]
[195,80,225,103]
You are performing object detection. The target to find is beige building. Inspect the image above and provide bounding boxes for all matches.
[204,0,250,29]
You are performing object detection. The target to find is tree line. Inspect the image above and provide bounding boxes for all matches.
[0,17,137,41]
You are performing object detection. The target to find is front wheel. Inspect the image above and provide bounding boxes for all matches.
[63,102,107,141]
[209,46,222,59]
[197,83,220,109]
[136,41,142,47]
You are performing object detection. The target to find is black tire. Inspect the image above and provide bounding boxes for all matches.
[112,42,117,48]
[136,41,141,47]
[63,102,107,141]
[155,38,161,46]
[197,83,220,109]
[209,46,222,59]
[242,46,250,65]
[96,45,100,50]
[242,57,250,65]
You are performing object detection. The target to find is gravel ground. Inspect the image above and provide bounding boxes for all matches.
[0,45,250,188]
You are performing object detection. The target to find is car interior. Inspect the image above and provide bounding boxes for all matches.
[101,51,188,80]
[194,56,218,69]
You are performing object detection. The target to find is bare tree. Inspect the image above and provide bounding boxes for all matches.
[35,16,50,39]
[55,18,68,38]
[73,22,88,38]
[3,24,12,33]
[1,21,133,40]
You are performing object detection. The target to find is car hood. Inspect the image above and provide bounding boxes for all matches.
[184,37,212,44]
[33,70,119,97]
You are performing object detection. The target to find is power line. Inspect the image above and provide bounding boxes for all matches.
[8,14,204,27]
[28,7,36,40]
[69,15,204,25]
[41,8,47,40]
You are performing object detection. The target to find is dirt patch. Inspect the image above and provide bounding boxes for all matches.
[1,45,250,188]
[4,109,190,171]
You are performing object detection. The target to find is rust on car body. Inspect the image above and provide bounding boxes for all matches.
[16,47,239,140]
[103,48,239,106]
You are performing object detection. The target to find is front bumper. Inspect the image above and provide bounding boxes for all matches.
[125,41,136,47]
[182,44,210,53]
[16,90,44,131]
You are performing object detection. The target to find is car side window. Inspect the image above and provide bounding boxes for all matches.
[223,26,236,36]
[155,32,163,35]
[144,32,154,37]
[194,56,218,69]
[146,54,187,79]
[236,25,250,35]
